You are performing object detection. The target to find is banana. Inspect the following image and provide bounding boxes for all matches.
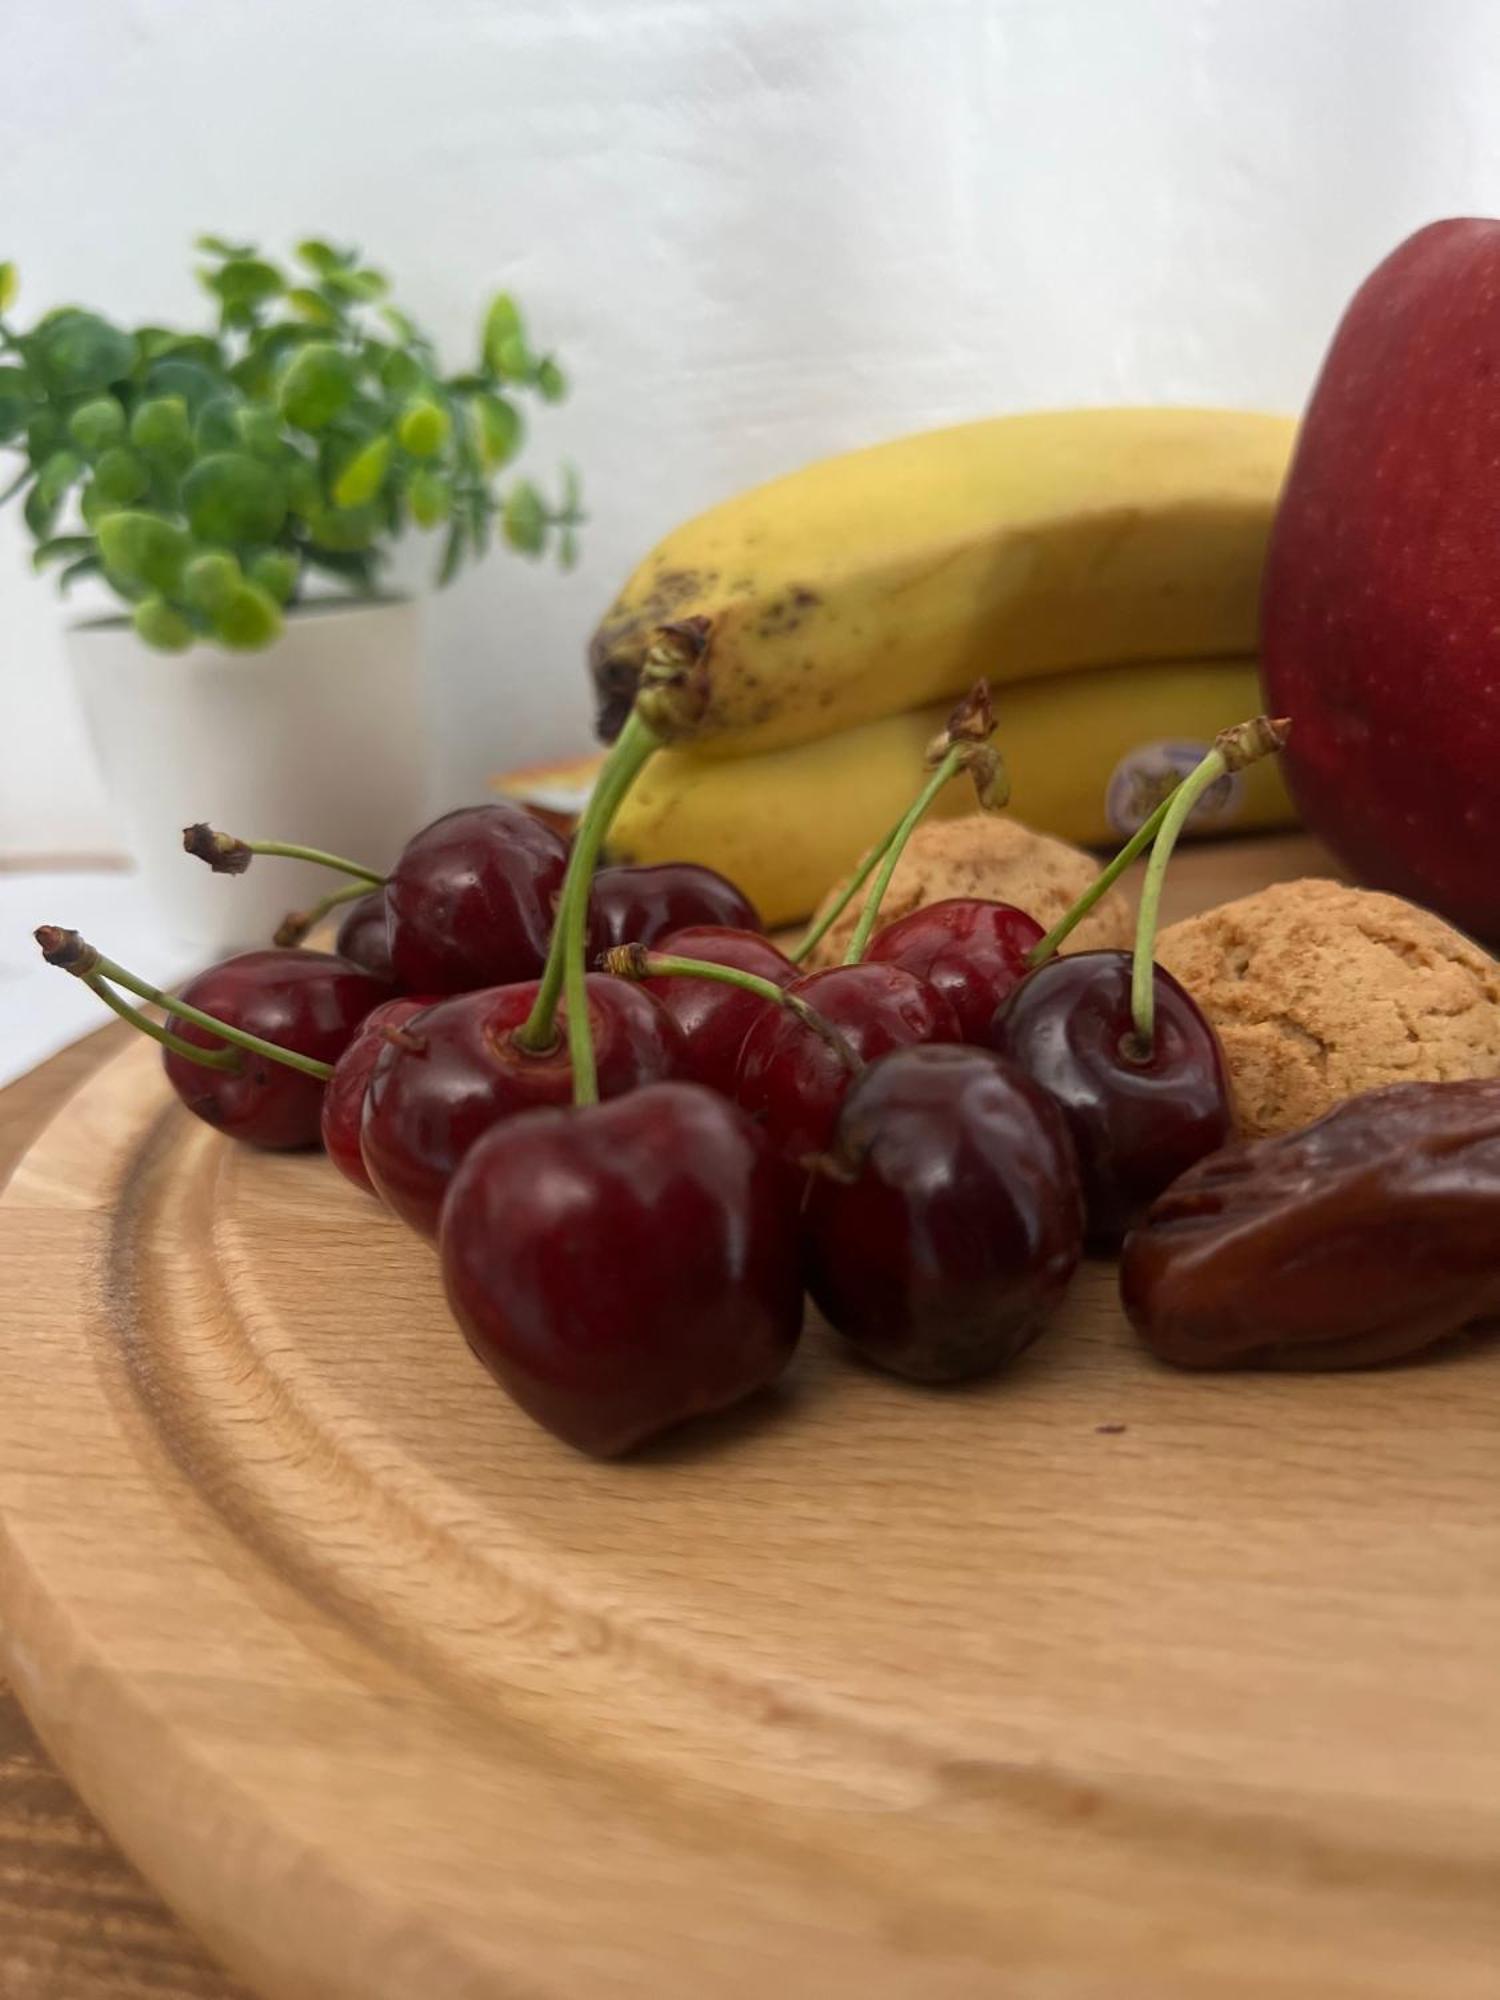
[589,407,1295,759]
[594,658,1294,927]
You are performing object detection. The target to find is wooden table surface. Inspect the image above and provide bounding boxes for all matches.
[0,1029,244,2000]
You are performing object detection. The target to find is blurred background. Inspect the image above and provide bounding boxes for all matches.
[8,0,1500,861]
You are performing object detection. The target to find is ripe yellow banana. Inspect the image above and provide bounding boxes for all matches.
[595,658,1294,927]
[589,407,1295,760]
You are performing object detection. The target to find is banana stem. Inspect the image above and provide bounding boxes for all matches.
[183,823,385,886]
[1026,790,1179,968]
[515,707,664,1072]
[84,973,241,1071]
[843,744,965,965]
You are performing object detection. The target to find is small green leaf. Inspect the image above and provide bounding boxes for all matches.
[133,597,197,651]
[96,511,194,593]
[436,516,468,586]
[284,457,322,518]
[287,287,338,328]
[248,549,298,603]
[558,526,579,571]
[25,410,64,464]
[58,553,102,596]
[278,342,357,431]
[24,482,60,539]
[211,580,282,650]
[481,293,526,376]
[130,395,194,470]
[0,261,17,311]
[195,396,243,452]
[397,398,449,459]
[37,448,84,506]
[408,468,450,528]
[194,234,256,260]
[145,357,222,413]
[295,239,354,275]
[501,479,546,556]
[332,433,392,508]
[380,348,425,398]
[472,393,522,470]
[380,305,419,344]
[203,257,283,309]
[32,533,93,572]
[80,482,125,530]
[93,447,150,504]
[68,396,126,454]
[304,500,380,551]
[182,550,243,613]
[320,265,388,303]
[234,405,285,459]
[34,313,135,394]
[182,452,286,544]
[536,356,567,402]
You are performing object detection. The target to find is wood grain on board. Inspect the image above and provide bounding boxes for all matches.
[2,835,1497,2000]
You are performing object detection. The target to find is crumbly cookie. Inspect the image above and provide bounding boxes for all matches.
[1157,877,1500,1138]
[806,814,1133,967]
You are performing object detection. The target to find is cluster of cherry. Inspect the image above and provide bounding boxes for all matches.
[38,681,1285,1457]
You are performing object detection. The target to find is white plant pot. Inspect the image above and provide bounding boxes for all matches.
[68,598,430,957]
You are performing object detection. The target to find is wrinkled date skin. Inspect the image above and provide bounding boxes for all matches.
[1121,1078,1500,1368]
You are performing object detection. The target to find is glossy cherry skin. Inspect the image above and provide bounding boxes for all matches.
[334,888,395,982]
[386,803,570,995]
[587,862,761,958]
[804,1045,1084,1382]
[439,1082,804,1457]
[735,963,962,1165]
[988,950,1235,1246]
[631,925,797,1096]
[867,898,1045,1043]
[361,974,685,1237]
[320,996,437,1193]
[163,949,390,1150]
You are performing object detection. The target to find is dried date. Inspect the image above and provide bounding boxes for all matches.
[1120,1078,1500,1368]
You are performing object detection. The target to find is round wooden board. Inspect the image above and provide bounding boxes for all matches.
[2,834,1499,2000]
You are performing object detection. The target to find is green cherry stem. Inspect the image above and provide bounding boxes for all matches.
[83,973,241,1071]
[34,928,335,1081]
[791,824,899,966]
[183,823,385,886]
[513,708,665,1081]
[1025,792,1179,968]
[603,946,860,1072]
[274,880,371,948]
[842,741,971,966]
[1129,715,1291,1051]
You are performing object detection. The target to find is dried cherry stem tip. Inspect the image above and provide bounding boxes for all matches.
[274,881,369,948]
[183,824,385,887]
[1129,716,1291,1050]
[604,945,860,1073]
[34,927,335,1080]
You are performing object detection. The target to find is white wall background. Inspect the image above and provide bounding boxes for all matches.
[6,0,1500,856]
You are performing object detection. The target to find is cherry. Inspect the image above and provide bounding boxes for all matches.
[588,863,761,959]
[320,996,437,1193]
[163,949,390,1149]
[623,925,796,1095]
[334,888,395,982]
[988,951,1234,1244]
[361,974,685,1237]
[439,1082,804,1456]
[735,963,962,1164]
[804,1045,1084,1381]
[386,803,570,995]
[866,898,1045,1043]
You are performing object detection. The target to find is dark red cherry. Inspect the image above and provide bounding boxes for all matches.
[163,949,389,1149]
[334,888,395,982]
[631,925,797,1096]
[361,974,685,1237]
[804,1045,1084,1382]
[734,963,962,1164]
[320,996,437,1193]
[988,950,1235,1245]
[439,1082,804,1456]
[587,862,760,959]
[386,803,569,995]
[867,897,1045,1043]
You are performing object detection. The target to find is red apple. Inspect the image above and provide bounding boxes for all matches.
[1262,218,1500,942]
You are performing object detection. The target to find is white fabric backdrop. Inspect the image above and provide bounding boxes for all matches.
[5,0,1500,855]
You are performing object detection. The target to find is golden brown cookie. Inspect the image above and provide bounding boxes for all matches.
[805,815,1133,968]
[1157,878,1500,1138]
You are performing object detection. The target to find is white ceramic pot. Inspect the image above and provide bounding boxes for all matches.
[68,598,430,956]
